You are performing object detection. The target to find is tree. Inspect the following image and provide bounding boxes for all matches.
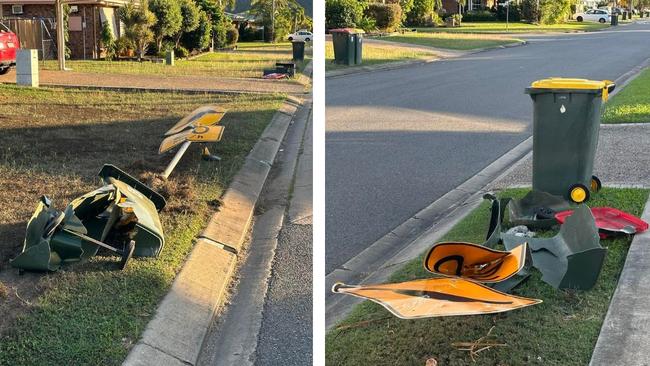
[193,0,232,48]
[251,0,308,41]
[182,9,212,51]
[100,21,116,59]
[149,0,182,50]
[406,0,441,26]
[119,0,156,60]
[325,0,365,29]
[174,0,201,47]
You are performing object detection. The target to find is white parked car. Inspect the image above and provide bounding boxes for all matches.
[575,9,611,23]
[287,30,312,42]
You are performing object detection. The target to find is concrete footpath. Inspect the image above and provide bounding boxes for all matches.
[492,123,650,189]
[0,69,308,95]
[196,100,312,366]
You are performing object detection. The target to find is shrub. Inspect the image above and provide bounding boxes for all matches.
[174,45,189,57]
[462,10,496,21]
[100,21,116,60]
[539,0,573,24]
[226,25,239,46]
[326,0,365,29]
[495,4,521,21]
[115,36,134,56]
[406,0,440,26]
[386,0,414,22]
[365,3,402,32]
[239,24,263,41]
[181,10,212,51]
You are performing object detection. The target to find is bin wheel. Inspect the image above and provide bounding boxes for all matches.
[569,184,590,204]
[591,175,602,192]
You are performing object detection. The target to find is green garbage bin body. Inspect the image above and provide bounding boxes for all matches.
[525,78,615,203]
[611,14,619,25]
[330,28,364,65]
[353,33,363,64]
[292,41,305,61]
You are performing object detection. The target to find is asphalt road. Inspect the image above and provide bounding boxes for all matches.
[326,22,650,273]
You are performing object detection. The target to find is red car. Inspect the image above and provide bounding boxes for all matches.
[0,22,18,75]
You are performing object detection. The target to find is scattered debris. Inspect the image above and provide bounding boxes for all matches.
[10,165,166,272]
[452,326,507,362]
[425,357,438,366]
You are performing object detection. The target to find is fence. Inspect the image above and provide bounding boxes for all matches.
[0,17,56,60]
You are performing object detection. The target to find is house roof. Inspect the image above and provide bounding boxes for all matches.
[0,0,136,6]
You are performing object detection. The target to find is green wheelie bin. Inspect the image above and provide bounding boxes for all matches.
[353,31,363,64]
[292,40,305,61]
[330,28,364,65]
[525,78,616,203]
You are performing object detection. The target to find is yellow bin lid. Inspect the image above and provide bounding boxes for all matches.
[529,77,615,101]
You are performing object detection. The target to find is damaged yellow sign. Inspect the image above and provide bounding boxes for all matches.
[159,125,225,154]
[332,278,541,319]
[424,242,527,283]
[164,105,227,136]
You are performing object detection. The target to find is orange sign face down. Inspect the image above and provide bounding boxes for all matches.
[424,242,527,283]
[332,278,541,319]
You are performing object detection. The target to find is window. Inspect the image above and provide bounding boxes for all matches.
[471,0,483,10]
[11,5,23,15]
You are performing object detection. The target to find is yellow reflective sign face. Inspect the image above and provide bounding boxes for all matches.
[423,242,527,283]
[164,105,227,136]
[333,278,541,319]
[158,125,225,154]
[187,125,224,143]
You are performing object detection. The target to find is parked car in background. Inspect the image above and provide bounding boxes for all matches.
[0,22,18,75]
[287,30,312,42]
[575,9,611,23]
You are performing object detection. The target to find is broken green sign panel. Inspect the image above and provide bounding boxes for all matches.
[11,165,166,271]
[502,204,605,290]
[483,193,605,290]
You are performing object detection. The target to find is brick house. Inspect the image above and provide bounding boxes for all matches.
[441,0,500,14]
[0,0,131,59]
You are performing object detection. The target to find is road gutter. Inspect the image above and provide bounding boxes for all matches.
[123,96,303,366]
[195,99,312,365]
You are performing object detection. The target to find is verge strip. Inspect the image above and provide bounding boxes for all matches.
[123,96,302,366]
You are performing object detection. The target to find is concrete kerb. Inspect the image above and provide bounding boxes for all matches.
[123,96,302,366]
[590,192,650,366]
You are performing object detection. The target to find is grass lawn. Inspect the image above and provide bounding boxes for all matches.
[325,42,436,71]
[42,42,311,79]
[414,21,609,34]
[380,32,522,50]
[602,67,650,124]
[0,85,285,365]
[327,187,649,366]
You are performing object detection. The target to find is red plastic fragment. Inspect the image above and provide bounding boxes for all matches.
[555,207,649,238]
